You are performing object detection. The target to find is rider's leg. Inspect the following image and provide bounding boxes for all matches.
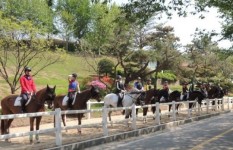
[21,94,28,113]
[117,93,122,107]
[67,92,73,109]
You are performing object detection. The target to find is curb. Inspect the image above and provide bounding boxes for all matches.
[48,110,230,150]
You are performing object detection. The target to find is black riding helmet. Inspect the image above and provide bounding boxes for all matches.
[116,75,122,79]
[72,73,77,78]
[24,66,31,72]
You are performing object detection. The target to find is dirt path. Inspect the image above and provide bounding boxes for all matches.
[0,105,226,150]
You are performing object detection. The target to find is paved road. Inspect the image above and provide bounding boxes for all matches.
[86,112,233,150]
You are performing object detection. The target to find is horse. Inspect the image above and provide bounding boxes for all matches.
[53,85,101,134]
[0,85,56,143]
[150,90,181,117]
[187,90,206,109]
[142,89,160,123]
[103,90,146,123]
[207,85,225,110]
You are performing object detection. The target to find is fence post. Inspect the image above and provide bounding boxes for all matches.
[55,108,62,146]
[187,101,191,118]
[131,104,137,130]
[172,101,176,121]
[228,97,230,110]
[206,99,209,114]
[221,98,224,111]
[215,98,217,111]
[155,102,160,125]
[87,101,91,119]
[102,106,108,136]
[197,101,200,115]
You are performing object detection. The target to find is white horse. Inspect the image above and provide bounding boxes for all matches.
[103,91,143,122]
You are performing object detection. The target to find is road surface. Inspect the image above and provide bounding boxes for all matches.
[86,112,233,150]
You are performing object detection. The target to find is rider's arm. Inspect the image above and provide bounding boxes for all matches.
[31,77,36,94]
[77,82,81,93]
[116,82,121,90]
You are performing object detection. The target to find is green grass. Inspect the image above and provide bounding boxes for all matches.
[0,54,105,97]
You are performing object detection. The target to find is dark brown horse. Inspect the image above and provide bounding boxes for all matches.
[0,85,56,143]
[142,89,160,123]
[53,85,101,134]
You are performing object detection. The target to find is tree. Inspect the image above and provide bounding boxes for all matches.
[146,25,182,88]
[0,0,54,33]
[0,12,63,94]
[56,0,92,50]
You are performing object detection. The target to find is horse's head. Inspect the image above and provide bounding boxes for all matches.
[90,86,101,102]
[44,85,56,109]
[144,89,160,104]
[136,91,146,106]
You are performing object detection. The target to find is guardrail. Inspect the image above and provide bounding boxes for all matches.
[0,97,233,147]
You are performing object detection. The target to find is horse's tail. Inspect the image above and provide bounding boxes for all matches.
[1,119,4,135]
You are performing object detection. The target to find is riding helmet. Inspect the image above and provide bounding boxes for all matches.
[116,75,122,79]
[72,73,77,78]
[24,66,31,72]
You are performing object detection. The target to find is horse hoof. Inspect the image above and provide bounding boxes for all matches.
[78,131,81,135]
[5,139,11,143]
[35,140,40,144]
[30,140,33,145]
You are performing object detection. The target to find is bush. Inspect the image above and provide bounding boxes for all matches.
[98,58,114,76]
[157,71,177,82]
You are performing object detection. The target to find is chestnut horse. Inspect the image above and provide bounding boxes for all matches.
[53,86,101,134]
[0,85,56,143]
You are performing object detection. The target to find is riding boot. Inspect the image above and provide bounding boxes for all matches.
[67,99,73,110]
[21,99,26,113]
[117,97,122,107]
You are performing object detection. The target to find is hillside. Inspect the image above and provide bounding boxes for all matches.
[0,54,105,99]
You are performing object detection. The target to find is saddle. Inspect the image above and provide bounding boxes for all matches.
[62,92,77,106]
[14,96,32,107]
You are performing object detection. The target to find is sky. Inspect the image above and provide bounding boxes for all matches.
[112,0,232,49]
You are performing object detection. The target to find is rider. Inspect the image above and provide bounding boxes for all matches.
[200,82,208,98]
[115,75,125,107]
[67,73,80,109]
[145,78,154,91]
[160,81,171,102]
[134,77,144,91]
[181,82,189,100]
[20,67,36,113]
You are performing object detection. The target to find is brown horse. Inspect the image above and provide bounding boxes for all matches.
[53,85,101,134]
[0,85,56,143]
[142,88,160,123]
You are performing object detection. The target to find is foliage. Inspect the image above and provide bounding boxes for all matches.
[98,58,114,76]
[0,11,63,94]
[157,71,177,82]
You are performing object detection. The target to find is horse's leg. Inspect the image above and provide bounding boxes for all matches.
[35,116,42,143]
[143,107,148,123]
[168,104,172,118]
[77,114,82,134]
[29,117,35,144]
[125,110,130,127]
[61,114,68,132]
[1,119,5,135]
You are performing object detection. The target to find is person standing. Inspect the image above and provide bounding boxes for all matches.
[20,67,36,113]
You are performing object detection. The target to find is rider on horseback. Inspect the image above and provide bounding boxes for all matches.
[134,77,144,91]
[20,67,37,113]
[145,78,154,91]
[159,81,171,102]
[181,82,189,100]
[115,75,125,107]
[67,73,80,109]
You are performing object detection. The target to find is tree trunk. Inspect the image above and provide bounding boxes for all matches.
[10,86,16,94]
[154,69,158,90]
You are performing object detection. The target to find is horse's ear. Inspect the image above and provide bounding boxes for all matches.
[47,84,49,89]
[54,85,56,91]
